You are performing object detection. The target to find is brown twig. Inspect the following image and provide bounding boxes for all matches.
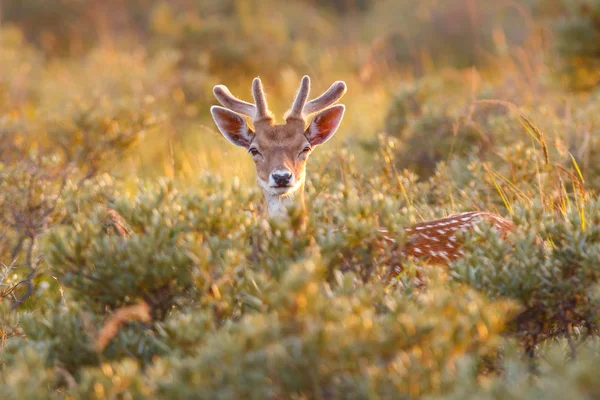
[95,301,151,352]
[12,236,38,310]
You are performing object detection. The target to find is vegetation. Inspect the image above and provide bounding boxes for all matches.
[1,0,600,398]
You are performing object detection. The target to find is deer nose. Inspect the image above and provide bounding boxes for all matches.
[271,171,292,186]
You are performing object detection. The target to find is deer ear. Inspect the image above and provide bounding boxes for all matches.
[305,105,345,146]
[210,106,254,148]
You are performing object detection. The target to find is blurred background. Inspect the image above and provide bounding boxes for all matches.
[1,0,599,186]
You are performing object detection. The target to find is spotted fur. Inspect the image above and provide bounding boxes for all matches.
[386,211,514,282]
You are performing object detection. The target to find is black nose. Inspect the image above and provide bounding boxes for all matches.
[272,172,292,186]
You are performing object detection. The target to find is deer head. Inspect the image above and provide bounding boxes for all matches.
[210,76,347,217]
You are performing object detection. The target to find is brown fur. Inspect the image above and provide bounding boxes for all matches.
[385,211,515,282]
[251,120,310,185]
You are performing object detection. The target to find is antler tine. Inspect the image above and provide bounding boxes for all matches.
[252,77,273,122]
[303,80,347,116]
[213,85,256,118]
[286,75,311,121]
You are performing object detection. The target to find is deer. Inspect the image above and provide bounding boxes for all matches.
[209,76,516,281]
[210,75,346,217]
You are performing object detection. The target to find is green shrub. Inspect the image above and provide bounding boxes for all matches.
[47,177,262,319]
[450,203,600,354]
[382,74,541,179]
[439,339,600,399]
[552,0,600,90]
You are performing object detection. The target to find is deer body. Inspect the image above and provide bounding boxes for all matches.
[384,211,514,282]
[402,211,514,262]
[210,77,515,278]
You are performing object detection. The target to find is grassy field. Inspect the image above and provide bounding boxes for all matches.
[2,0,600,398]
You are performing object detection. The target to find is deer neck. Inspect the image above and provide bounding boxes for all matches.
[264,181,306,219]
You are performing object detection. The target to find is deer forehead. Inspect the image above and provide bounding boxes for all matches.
[253,124,309,149]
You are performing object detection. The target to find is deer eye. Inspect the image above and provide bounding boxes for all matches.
[298,146,311,159]
[299,146,311,157]
[248,148,261,157]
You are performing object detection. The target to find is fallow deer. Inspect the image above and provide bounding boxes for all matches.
[210,77,515,280]
[210,75,346,217]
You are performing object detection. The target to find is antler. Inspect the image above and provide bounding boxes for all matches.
[213,77,273,122]
[251,78,272,122]
[286,76,347,121]
[304,80,347,115]
[214,76,347,123]
[213,85,256,117]
[286,75,311,121]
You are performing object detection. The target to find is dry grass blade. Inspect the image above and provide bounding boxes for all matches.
[568,153,585,185]
[95,301,151,352]
[0,259,18,301]
[518,114,549,166]
[483,163,514,215]
[104,207,131,237]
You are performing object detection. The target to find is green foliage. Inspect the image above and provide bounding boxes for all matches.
[0,347,60,400]
[450,203,600,353]
[47,177,262,319]
[384,70,600,190]
[552,0,600,90]
[439,339,600,399]
[383,74,511,178]
[145,264,514,399]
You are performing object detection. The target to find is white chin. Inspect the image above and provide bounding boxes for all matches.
[257,177,301,196]
[269,186,294,195]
